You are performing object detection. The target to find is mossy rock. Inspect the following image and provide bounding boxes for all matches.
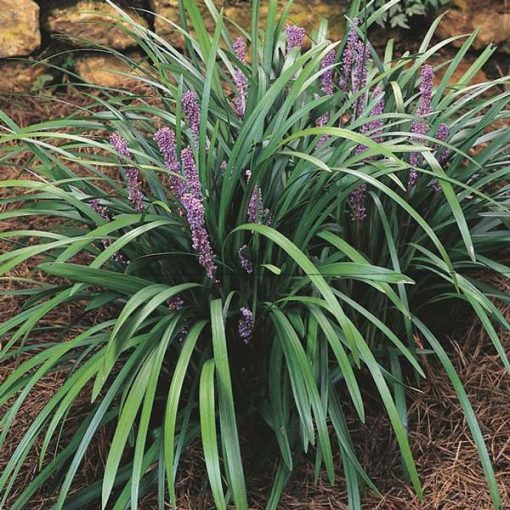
[150,0,344,49]
[0,0,41,57]
[47,0,148,50]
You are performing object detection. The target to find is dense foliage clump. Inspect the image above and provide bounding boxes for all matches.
[0,1,509,509]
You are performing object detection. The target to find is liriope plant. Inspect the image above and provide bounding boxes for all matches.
[1,0,510,508]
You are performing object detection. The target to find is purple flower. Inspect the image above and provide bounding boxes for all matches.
[356,86,385,155]
[285,25,306,54]
[167,295,184,311]
[155,127,178,172]
[435,122,450,164]
[109,133,129,158]
[316,111,330,146]
[320,49,336,95]
[181,146,202,200]
[408,167,419,188]
[416,64,435,117]
[339,18,359,91]
[181,192,217,280]
[233,36,246,62]
[239,244,253,274]
[182,90,201,140]
[350,183,367,222]
[233,69,248,117]
[238,307,254,344]
[110,133,143,212]
[90,198,110,221]
[179,147,217,280]
[154,127,186,198]
[409,65,436,187]
[431,123,450,191]
[352,40,371,117]
[232,36,248,117]
[126,168,144,213]
[90,199,126,264]
[248,185,271,225]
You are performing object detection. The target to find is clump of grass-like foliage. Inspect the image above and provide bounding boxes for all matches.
[1,1,510,508]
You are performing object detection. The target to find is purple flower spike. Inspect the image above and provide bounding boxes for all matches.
[352,40,371,117]
[339,18,359,91]
[181,192,217,279]
[154,127,185,198]
[155,127,178,172]
[239,244,253,274]
[238,306,254,344]
[431,122,450,191]
[182,90,201,140]
[232,36,248,117]
[408,168,419,189]
[350,183,367,222]
[435,122,449,141]
[90,198,110,221]
[179,147,217,280]
[356,85,385,155]
[126,169,144,213]
[316,111,330,146]
[320,49,336,96]
[90,199,126,264]
[109,133,129,158]
[167,295,184,311]
[435,122,450,164]
[248,185,262,223]
[233,36,246,62]
[416,64,435,117]
[248,185,271,225]
[233,69,248,117]
[181,146,202,200]
[285,25,306,54]
[409,65,436,187]
[110,133,143,212]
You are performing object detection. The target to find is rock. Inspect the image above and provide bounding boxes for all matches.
[0,61,47,92]
[150,0,344,49]
[437,0,510,53]
[74,53,143,88]
[0,0,41,57]
[47,1,148,50]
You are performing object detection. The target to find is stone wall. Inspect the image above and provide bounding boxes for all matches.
[0,0,344,91]
[436,0,510,53]
[0,0,508,92]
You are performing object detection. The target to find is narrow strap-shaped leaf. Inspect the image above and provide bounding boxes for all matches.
[164,320,207,506]
[210,299,248,509]
[130,318,179,509]
[271,307,335,482]
[199,358,226,510]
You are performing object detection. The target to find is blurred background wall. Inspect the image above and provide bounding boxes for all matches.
[0,0,508,92]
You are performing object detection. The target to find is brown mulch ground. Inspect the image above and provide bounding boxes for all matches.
[2,85,510,509]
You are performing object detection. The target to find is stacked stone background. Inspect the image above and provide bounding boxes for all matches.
[0,0,507,92]
[0,0,345,91]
